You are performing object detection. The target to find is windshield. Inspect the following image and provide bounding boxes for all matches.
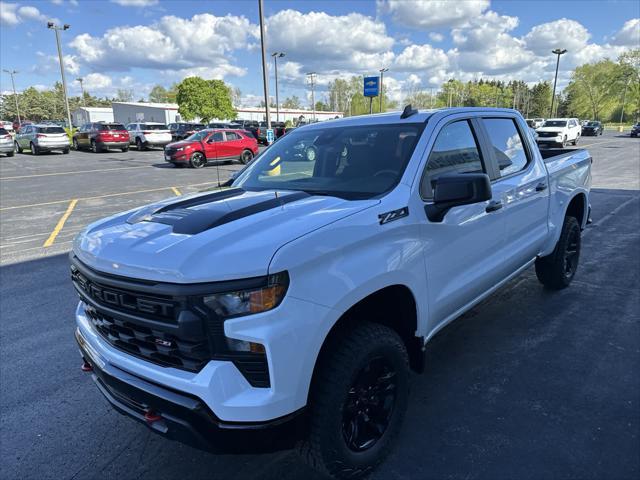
[186,130,211,141]
[234,123,425,199]
[586,122,600,126]
[141,124,167,130]
[38,126,65,134]
[98,123,126,131]
[543,120,567,127]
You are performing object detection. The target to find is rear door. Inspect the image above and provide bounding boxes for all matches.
[479,115,549,274]
[223,131,243,157]
[419,116,507,327]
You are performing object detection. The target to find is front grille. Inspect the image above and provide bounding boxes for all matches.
[537,131,558,138]
[165,147,178,156]
[71,258,271,387]
[85,306,210,372]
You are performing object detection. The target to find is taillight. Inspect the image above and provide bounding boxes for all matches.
[2,135,10,139]
[256,129,261,136]
[36,134,46,138]
[143,131,152,135]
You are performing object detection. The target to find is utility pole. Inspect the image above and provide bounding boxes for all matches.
[3,69,21,124]
[307,72,317,121]
[271,52,285,122]
[77,77,86,106]
[257,0,271,130]
[379,67,388,113]
[619,74,632,125]
[550,48,567,118]
[47,22,73,129]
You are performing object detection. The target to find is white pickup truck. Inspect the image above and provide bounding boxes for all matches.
[72,107,591,479]
[536,117,582,147]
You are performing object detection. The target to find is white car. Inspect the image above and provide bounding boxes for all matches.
[126,122,172,150]
[72,108,592,478]
[536,118,581,147]
[0,127,14,156]
[526,118,545,129]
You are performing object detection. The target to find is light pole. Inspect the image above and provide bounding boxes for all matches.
[619,73,632,125]
[76,77,86,106]
[3,69,21,124]
[307,72,317,121]
[379,67,388,113]
[271,52,285,122]
[257,0,271,131]
[550,48,567,118]
[47,22,73,129]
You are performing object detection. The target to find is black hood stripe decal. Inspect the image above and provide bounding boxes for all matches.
[133,190,310,235]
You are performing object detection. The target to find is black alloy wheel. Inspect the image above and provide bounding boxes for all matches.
[341,357,397,452]
[190,151,206,168]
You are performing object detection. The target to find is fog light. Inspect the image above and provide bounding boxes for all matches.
[226,338,266,353]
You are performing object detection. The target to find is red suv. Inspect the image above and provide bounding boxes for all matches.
[73,123,129,152]
[164,128,258,168]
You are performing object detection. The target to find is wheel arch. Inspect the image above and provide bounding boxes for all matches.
[565,192,588,229]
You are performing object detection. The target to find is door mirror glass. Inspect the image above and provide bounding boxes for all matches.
[425,173,492,222]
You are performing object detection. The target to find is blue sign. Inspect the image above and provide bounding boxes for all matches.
[363,76,380,97]
[266,128,275,144]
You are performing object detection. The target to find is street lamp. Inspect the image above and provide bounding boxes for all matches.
[307,72,317,122]
[271,52,285,122]
[550,48,567,118]
[257,0,271,131]
[76,77,86,107]
[2,69,21,124]
[379,67,389,113]
[47,22,73,129]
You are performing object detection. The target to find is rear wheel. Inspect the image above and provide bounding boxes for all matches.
[121,146,129,152]
[72,138,79,151]
[91,140,99,153]
[189,151,206,169]
[14,141,22,153]
[30,142,39,155]
[240,149,253,164]
[7,150,14,157]
[62,148,70,154]
[299,322,409,479]
[535,215,581,290]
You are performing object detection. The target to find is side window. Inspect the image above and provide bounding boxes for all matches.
[211,132,224,142]
[421,120,484,199]
[483,118,529,177]
[225,132,239,141]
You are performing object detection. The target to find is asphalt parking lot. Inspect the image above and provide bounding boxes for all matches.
[1,132,639,479]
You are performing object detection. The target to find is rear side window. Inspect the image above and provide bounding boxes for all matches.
[483,118,529,177]
[225,132,240,140]
[97,123,126,131]
[140,124,167,130]
[40,126,66,134]
[421,120,484,199]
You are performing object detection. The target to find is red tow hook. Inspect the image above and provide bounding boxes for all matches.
[81,360,93,372]
[144,411,163,423]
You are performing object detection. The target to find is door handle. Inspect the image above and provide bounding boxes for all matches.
[485,200,503,213]
[535,182,548,192]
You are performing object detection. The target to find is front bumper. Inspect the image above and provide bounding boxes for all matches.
[536,136,563,144]
[76,327,304,451]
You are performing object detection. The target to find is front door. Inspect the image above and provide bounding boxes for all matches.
[204,131,223,160]
[419,118,506,329]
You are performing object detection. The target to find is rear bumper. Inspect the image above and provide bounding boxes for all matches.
[0,143,13,153]
[76,327,304,451]
[36,142,69,151]
[99,141,129,148]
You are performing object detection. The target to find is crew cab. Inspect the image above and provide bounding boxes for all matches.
[72,108,591,479]
[127,122,172,150]
[536,118,581,147]
[164,128,258,168]
[73,123,129,152]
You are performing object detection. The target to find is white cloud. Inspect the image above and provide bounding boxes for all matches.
[110,0,158,6]
[69,13,252,78]
[379,0,489,28]
[611,18,640,47]
[523,19,591,55]
[33,52,81,76]
[82,73,112,90]
[266,10,395,72]
[1,2,59,26]
[395,44,449,71]
[429,32,444,42]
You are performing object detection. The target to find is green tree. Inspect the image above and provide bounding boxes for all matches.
[565,59,623,120]
[115,89,134,102]
[176,77,235,122]
[148,85,170,103]
[282,95,302,109]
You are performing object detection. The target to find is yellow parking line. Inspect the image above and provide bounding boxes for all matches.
[43,199,78,247]
[171,187,181,196]
[0,181,222,211]
[0,165,149,181]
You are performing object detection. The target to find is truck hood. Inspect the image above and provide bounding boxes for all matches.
[73,188,378,283]
[536,127,565,134]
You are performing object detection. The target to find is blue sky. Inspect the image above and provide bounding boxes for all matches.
[1,0,638,107]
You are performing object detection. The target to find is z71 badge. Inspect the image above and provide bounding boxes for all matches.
[378,207,409,225]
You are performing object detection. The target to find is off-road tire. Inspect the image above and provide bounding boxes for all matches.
[298,322,409,479]
[535,215,581,290]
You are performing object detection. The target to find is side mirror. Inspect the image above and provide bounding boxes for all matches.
[425,173,492,222]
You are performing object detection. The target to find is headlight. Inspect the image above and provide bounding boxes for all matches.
[175,146,184,151]
[203,272,289,318]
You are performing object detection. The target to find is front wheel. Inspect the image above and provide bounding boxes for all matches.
[239,149,253,164]
[189,151,206,168]
[298,322,409,479]
[535,216,581,290]
[14,141,22,153]
[572,136,579,146]
[561,136,567,147]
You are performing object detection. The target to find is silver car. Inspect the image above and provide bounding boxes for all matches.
[15,124,70,155]
[0,127,14,157]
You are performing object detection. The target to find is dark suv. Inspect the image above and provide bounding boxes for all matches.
[73,123,129,152]
[168,122,205,141]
